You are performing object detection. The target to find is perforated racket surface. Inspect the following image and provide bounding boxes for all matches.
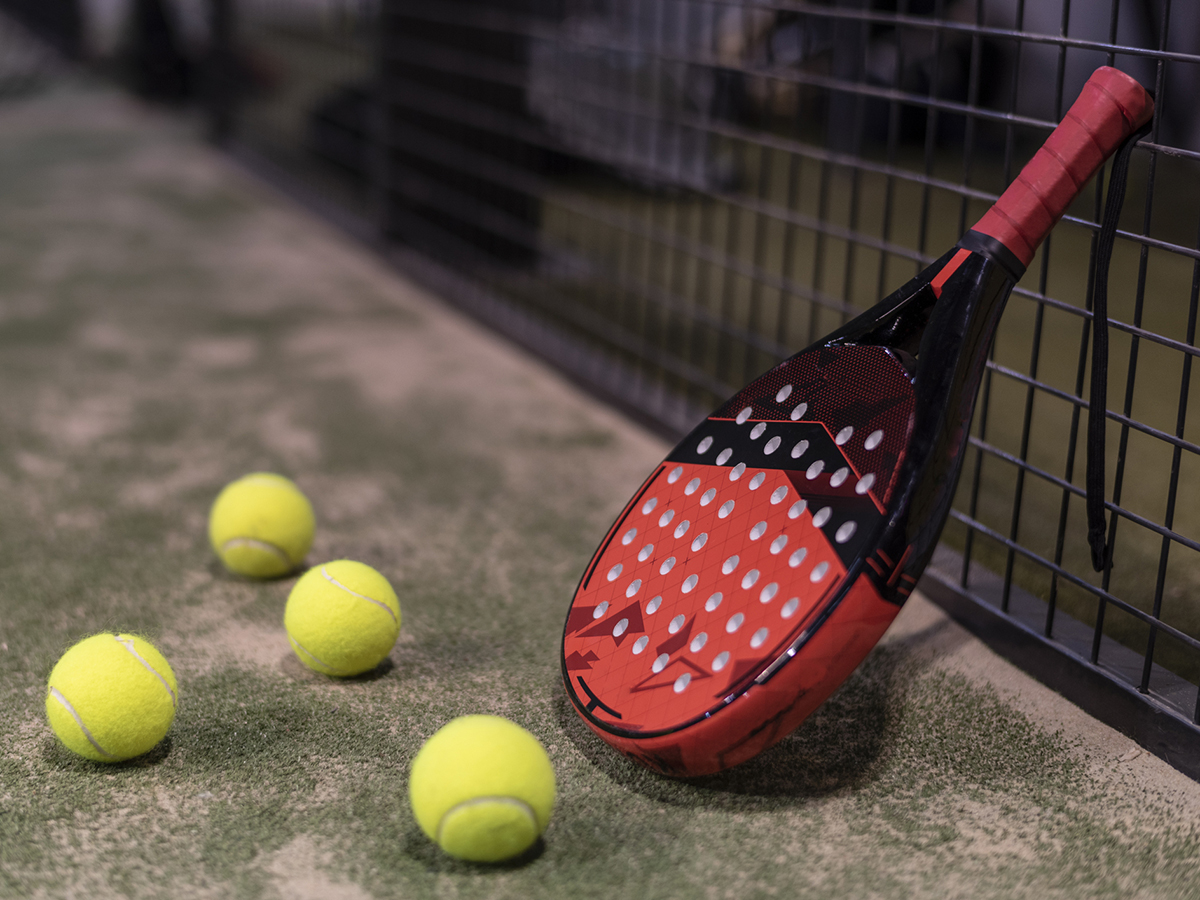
[563,67,1154,777]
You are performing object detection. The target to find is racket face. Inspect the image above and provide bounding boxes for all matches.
[563,344,916,738]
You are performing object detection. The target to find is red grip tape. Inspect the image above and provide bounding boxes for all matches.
[972,67,1154,267]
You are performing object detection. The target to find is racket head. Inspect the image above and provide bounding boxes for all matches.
[562,66,1154,778]
[562,247,1005,777]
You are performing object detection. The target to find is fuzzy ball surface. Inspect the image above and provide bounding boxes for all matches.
[45,633,178,763]
[284,559,401,676]
[409,715,557,863]
[208,472,315,578]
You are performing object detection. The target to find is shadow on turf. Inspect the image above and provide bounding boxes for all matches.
[279,652,395,682]
[41,735,174,770]
[403,827,546,872]
[556,617,961,810]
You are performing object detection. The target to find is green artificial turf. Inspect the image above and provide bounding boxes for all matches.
[1,82,1199,899]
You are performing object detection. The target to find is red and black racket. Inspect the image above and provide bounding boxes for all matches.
[560,67,1154,777]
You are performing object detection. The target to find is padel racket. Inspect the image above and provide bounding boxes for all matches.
[560,67,1154,777]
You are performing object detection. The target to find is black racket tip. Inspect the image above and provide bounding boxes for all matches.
[1088,528,1110,573]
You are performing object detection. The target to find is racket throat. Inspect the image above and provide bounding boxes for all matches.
[873,250,1018,599]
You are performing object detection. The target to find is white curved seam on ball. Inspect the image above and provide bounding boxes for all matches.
[321,567,398,624]
[288,635,342,675]
[220,537,292,566]
[48,687,116,759]
[114,636,177,706]
[436,796,539,845]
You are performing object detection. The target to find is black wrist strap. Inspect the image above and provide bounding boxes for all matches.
[1086,119,1152,573]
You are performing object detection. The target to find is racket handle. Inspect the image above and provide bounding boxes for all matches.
[972,67,1154,268]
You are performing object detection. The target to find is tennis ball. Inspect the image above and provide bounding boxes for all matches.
[209,472,315,578]
[284,559,400,676]
[409,715,556,863]
[45,633,178,763]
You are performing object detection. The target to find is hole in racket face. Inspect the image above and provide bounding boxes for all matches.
[564,345,916,735]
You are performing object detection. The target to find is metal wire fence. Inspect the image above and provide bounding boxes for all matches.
[212,0,1200,775]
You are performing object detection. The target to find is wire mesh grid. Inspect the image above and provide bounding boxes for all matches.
[226,0,378,215]
[221,0,1200,768]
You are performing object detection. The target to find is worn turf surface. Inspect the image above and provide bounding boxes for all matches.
[2,83,1199,899]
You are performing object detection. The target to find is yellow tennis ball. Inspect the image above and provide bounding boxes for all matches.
[284,560,401,676]
[208,472,315,578]
[45,633,178,763]
[409,715,557,863]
